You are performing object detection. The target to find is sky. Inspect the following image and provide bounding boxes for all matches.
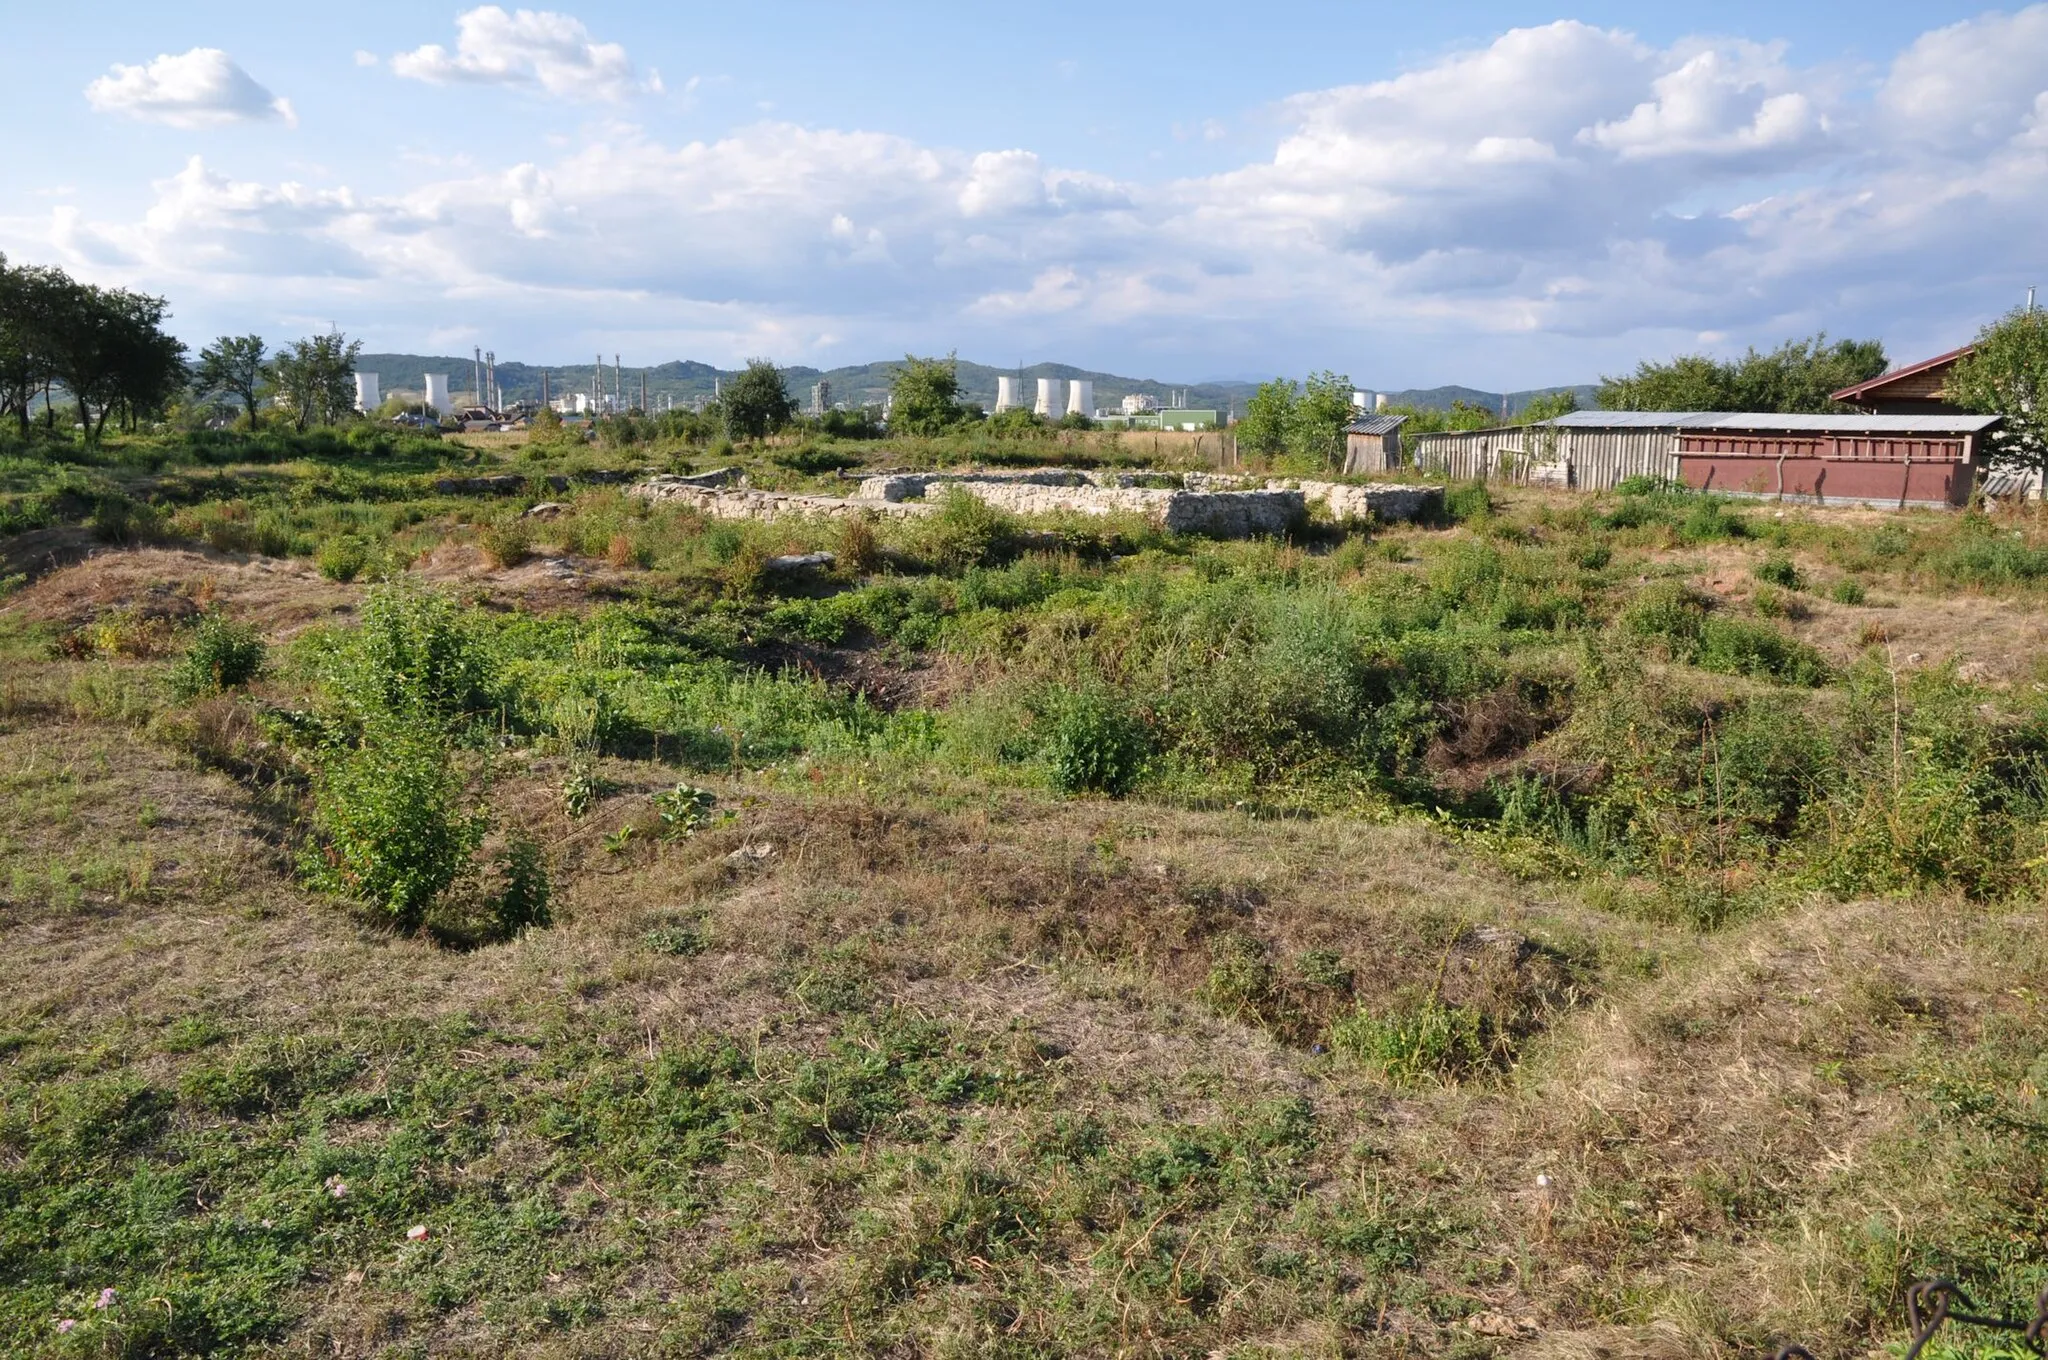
[3,1,2046,389]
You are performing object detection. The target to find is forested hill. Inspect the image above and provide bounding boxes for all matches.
[353,353,1590,416]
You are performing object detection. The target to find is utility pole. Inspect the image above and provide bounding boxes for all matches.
[640,370,647,415]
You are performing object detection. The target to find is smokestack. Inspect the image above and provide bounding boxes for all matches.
[473,347,482,409]
[486,351,497,413]
[541,371,549,407]
[595,353,603,409]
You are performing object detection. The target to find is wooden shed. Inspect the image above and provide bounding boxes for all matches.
[1341,414,1408,473]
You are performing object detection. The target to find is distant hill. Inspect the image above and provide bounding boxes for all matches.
[1381,384,1602,417]
[353,353,1589,419]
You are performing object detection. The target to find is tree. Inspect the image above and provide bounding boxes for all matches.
[1947,307,2048,475]
[889,354,974,436]
[1282,370,1354,470]
[45,280,186,439]
[271,332,362,430]
[720,358,796,441]
[1236,378,1294,458]
[1598,333,1886,413]
[0,255,73,437]
[194,334,270,428]
[1519,388,1580,423]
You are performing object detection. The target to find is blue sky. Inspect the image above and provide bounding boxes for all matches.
[4,1,2044,388]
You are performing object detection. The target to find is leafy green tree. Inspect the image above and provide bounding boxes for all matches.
[1236,378,1294,458]
[0,255,74,437]
[193,334,270,429]
[1282,370,1354,470]
[720,358,796,441]
[985,406,1042,437]
[1599,333,1886,413]
[889,354,974,436]
[271,332,362,430]
[1947,306,2048,474]
[42,280,187,439]
[1519,388,1580,423]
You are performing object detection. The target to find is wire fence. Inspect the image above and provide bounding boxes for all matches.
[1776,1281,2048,1360]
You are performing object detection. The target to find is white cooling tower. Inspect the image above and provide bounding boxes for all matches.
[1066,380,1093,419]
[995,376,1021,412]
[354,372,380,413]
[423,373,452,415]
[1374,392,1389,412]
[1035,377,1060,418]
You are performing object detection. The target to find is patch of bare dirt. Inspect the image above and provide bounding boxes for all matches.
[411,542,638,613]
[2,545,359,638]
[0,525,98,582]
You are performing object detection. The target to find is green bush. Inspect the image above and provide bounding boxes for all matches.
[303,716,487,930]
[1328,998,1486,1084]
[477,518,532,569]
[1829,579,1868,606]
[1043,690,1152,796]
[1695,617,1829,686]
[1442,481,1491,524]
[316,534,373,582]
[918,489,1023,570]
[345,583,496,723]
[1753,555,1804,591]
[492,830,551,934]
[169,613,266,700]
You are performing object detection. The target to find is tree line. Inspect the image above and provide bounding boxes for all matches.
[0,253,366,441]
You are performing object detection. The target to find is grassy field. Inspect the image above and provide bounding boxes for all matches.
[4,423,2048,1358]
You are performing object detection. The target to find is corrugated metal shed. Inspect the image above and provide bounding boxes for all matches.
[1343,414,1408,436]
[1546,411,1996,434]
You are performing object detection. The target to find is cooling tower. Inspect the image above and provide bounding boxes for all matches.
[1035,377,1059,418]
[995,376,1021,412]
[354,372,380,413]
[423,373,452,416]
[1066,380,1093,419]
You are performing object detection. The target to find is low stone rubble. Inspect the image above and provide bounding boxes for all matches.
[627,466,1443,539]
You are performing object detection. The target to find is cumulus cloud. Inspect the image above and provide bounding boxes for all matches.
[392,6,657,101]
[85,48,295,128]
[25,10,2048,375]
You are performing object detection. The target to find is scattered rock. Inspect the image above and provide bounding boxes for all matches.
[522,501,568,518]
[1466,1311,1540,1339]
[763,552,836,573]
[725,843,776,867]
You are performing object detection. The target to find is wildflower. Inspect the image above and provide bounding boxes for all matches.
[325,1175,348,1199]
[56,1319,77,1334]
[95,1288,117,1310]
[405,1224,428,1241]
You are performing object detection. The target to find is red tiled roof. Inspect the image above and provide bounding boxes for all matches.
[1830,344,1973,402]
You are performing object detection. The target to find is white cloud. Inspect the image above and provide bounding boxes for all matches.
[85,48,295,128]
[23,11,2048,377]
[391,6,657,101]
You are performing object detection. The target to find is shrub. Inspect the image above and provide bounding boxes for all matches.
[492,830,551,934]
[478,518,531,569]
[91,497,163,545]
[1751,583,1786,618]
[303,716,487,930]
[919,489,1022,571]
[1679,496,1748,542]
[837,513,883,575]
[316,534,373,582]
[1830,578,1868,606]
[1753,555,1804,591]
[346,583,496,723]
[1696,618,1829,686]
[1443,481,1491,524]
[1328,998,1486,1084]
[169,613,265,700]
[1043,690,1151,796]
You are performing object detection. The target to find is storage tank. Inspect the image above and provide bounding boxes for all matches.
[1066,380,1094,420]
[995,376,1021,412]
[1035,377,1060,418]
[423,373,452,416]
[354,372,380,413]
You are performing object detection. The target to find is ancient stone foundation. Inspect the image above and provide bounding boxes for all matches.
[628,468,1442,538]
